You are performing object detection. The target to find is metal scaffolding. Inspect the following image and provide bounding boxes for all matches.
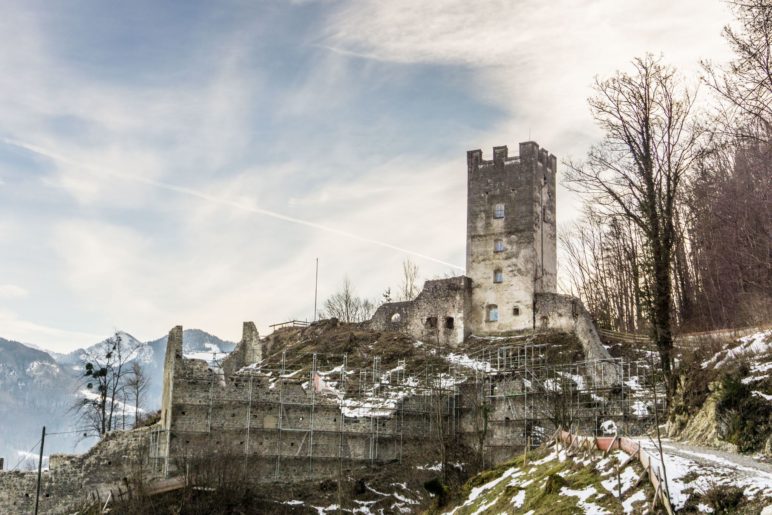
[159,337,664,480]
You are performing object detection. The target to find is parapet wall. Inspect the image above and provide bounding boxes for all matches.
[368,276,471,346]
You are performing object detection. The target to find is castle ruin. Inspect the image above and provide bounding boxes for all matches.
[370,141,613,365]
[0,140,642,514]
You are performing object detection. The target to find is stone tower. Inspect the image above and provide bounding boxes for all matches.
[465,141,557,333]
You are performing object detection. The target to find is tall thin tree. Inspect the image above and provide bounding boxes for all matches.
[565,55,702,393]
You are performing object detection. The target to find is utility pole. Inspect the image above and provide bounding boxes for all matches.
[313,258,319,322]
[34,425,45,515]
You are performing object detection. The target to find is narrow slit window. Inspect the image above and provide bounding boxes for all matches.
[493,203,505,219]
[513,307,520,316]
[445,317,454,329]
[494,269,503,283]
[494,239,505,252]
[487,305,499,322]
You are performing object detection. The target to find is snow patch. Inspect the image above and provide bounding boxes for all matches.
[559,485,608,514]
[511,489,526,508]
[622,490,647,514]
[702,330,772,369]
[447,353,494,372]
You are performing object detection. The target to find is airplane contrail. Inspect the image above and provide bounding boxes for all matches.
[3,138,465,270]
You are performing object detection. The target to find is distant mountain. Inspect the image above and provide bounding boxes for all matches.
[0,329,235,470]
[148,327,236,360]
[0,337,83,469]
[55,331,151,366]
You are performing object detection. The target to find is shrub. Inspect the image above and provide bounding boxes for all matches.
[423,477,449,506]
[703,485,744,513]
[715,366,772,452]
[543,474,567,495]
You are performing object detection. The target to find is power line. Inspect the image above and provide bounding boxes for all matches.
[45,429,99,436]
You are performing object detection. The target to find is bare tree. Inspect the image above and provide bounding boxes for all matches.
[565,55,702,393]
[702,0,772,142]
[685,139,771,327]
[381,287,392,305]
[399,258,420,301]
[73,332,142,436]
[681,1,772,327]
[560,209,648,333]
[320,277,375,323]
[125,361,150,428]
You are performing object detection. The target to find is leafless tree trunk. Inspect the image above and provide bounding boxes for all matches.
[565,55,702,394]
[321,277,375,323]
[126,361,150,428]
[399,258,420,301]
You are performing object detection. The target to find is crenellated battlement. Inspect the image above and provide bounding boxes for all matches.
[467,141,556,173]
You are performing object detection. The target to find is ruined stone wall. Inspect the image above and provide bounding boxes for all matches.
[222,321,261,378]
[0,427,158,515]
[465,141,557,335]
[164,368,447,480]
[369,276,471,346]
[158,325,463,483]
[534,293,621,385]
[0,322,627,514]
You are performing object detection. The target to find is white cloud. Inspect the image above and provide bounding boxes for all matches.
[0,284,28,299]
[0,308,102,348]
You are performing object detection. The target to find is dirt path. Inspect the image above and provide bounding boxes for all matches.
[634,437,772,511]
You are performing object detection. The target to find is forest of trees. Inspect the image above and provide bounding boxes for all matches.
[561,0,770,343]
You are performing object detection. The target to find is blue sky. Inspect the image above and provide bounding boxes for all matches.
[0,0,731,350]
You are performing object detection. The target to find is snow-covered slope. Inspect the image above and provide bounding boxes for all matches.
[442,445,651,514]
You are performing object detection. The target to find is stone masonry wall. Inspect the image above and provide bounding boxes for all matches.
[160,324,462,483]
[534,293,621,385]
[0,427,159,515]
[465,142,558,334]
[0,322,622,513]
[368,276,471,346]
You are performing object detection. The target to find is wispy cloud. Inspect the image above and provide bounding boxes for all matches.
[0,0,732,351]
[5,138,463,270]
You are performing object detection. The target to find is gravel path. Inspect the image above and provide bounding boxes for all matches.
[655,439,772,475]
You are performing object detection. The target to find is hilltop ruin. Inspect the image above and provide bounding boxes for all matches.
[0,141,661,514]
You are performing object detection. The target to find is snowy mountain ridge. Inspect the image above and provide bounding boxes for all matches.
[0,329,236,469]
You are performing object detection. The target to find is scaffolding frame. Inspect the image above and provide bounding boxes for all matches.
[159,338,664,479]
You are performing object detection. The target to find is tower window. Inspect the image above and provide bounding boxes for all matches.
[390,313,401,323]
[494,239,505,252]
[493,269,503,283]
[513,307,520,316]
[425,316,438,329]
[487,305,499,322]
[445,317,455,329]
[493,203,505,219]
